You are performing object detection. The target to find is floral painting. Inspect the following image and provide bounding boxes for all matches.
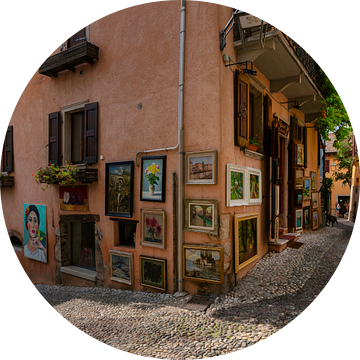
[186,150,217,184]
[141,209,166,249]
[141,156,166,202]
[140,256,166,290]
[23,204,47,263]
[109,250,133,285]
[59,186,88,211]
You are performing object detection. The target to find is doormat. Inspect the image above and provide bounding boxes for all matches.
[183,296,214,311]
[287,241,304,249]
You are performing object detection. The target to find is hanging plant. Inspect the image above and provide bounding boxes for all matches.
[34,163,79,190]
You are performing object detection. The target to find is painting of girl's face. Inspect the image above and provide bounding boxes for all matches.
[27,211,39,238]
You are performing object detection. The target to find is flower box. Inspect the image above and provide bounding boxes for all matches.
[0,176,14,187]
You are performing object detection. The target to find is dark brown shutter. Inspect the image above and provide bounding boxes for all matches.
[48,112,61,166]
[325,159,330,173]
[3,126,14,172]
[303,126,307,168]
[234,70,240,146]
[84,102,98,164]
[234,70,249,147]
[67,28,86,48]
[264,94,272,155]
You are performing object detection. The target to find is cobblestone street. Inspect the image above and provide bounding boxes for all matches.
[36,220,353,359]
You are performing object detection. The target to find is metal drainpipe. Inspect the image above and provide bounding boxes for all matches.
[178,0,186,293]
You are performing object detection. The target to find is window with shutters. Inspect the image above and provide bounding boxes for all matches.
[49,100,98,166]
[67,28,88,49]
[1,126,14,172]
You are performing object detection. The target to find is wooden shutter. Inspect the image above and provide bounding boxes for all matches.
[48,112,61,166]
[67,28,86,48]
[3,126,14,172]
[234,70,249,147]
[263,94,272,156]
[303,126,307,168]
[84,102,98,164]
[325,159,330,173]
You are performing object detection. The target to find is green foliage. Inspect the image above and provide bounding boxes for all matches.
[333,133,353,187]
[321,176,334,211]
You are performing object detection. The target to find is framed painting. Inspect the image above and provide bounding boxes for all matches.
[140,156,166,202]
[140,256,166,291]
[109,250,133,285]
[311,191,319,209]
[274,185,280,216]
[184,199,218,235]
[59,186,88,211]
[226,164,247,207]
[234,213,259,273]
[303,206,311,229]
[105,161,134,217]
[186,150,217,185]
[310,171,316,190]
[140,209,166,249]
[303,177,311,200]
[294,139,305,167]
[294,168,304,189]
[294,190,303,206]
[183,245,224,284]
[248,167,262,204]
[295,209,303,231]
[312,210,319,230]
[24,204,47,263]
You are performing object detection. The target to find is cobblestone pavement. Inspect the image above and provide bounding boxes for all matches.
[36,219,354,359]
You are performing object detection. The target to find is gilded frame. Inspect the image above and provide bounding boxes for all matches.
[294,139,305,167]
[185,150,217,185]
[312,210,319,230]
[294,168,304,189]
[140,209,166,249]
[310,171,317,190]
[109,250,133,285]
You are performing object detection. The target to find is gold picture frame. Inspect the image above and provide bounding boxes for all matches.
[294,139,305,167]
[312,210,319,230]
[294,168,304,189]
[310,171,317,190]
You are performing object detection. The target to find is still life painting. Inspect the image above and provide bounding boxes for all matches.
[141,209,166,249]
[105,161,134,217]
[23,204,47,263]
[59,186,88,211]
[234,213,259,272]
[183,245,223,284]
[141,156,166,202]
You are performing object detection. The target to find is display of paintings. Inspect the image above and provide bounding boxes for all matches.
[186,150,217,185]
[140,209,166,249]
[294,168,304,189]
[23,204,47,263]
[295,209,303,231]
[274,217,279,243]
[311,191,319,209]
[249,167,262,204]
[295,190,303,207]
[310,171,316,190]
[274,185,280,216]
[234,213,259,273]
[183,245,224,284]
[140,156,166,202]
[312,210,319,230]
[226,164,262,207]
[109,250,133,285]
[303,177,311,200]
[303,206,311,229]
[59,186,88,211]
[294,140,305,167]
[105,161,134,217]
[140,256,166,290]
[184,199,218,235]
[226,164,247,207]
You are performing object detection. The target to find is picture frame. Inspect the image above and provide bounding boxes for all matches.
[295,208,303,231]
[226,164,247,207]
[140,256,166,291]
[294,190,303,207]
[303,206,311,229]
[186,150,217,185]
[311,191,319,209]
[59,186,88,211]
[140,155,166,202]
[310,171,317,190]
[109,250,133,285]
[294,168,304,189]
[140,209,166,249]
[184,199,219,235]
[105,161,134,217]
[248,167,262,204]
[234,212,259,273]
[294,139,305,167]
[183,245,224,284]
[312,210,319,230]
[274,185,280,216]
[303,177,311,200]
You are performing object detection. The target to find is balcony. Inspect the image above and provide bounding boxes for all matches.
[39,42,99,77]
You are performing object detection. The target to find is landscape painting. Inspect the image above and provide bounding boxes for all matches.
[184,199,218,235]
[294,140,304,167]
[303,177,310,200]
[294,168,304,189]
[105,161,134,217]
[310,171,317,190]
[141,156,166,202]
[183,246,223,284]
[226,164,247,207]
[312,192,319,208]
[304,207,311,228]
[186,150,217,185]
[109,250,133,285]
[312,210,319,230]
[140,256,166,290]
[234,213,259,272]
[296,209,303,231]
[141,209,166,249]
[295,190,303,206]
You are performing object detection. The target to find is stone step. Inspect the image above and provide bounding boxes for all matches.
[279,227,288,235]
[268,238,289,253]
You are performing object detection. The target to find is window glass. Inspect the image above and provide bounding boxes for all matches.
[71,222,95,269]
[71,112,84,164]
[118,222,136,247]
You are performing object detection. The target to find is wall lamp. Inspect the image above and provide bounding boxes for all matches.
[225,60,257,76]
[281,100,301,110]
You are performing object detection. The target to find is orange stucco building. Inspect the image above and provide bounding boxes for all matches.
[1,1,325,295]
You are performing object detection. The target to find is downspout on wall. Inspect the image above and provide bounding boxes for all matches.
[177,0,186,294]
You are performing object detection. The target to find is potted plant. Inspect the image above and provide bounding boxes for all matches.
[34,162,79,190]
[249,134,261,152]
